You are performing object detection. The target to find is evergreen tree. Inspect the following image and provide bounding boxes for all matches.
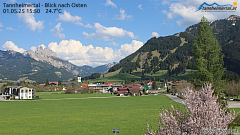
[192,16,225,85]
[235,74,239,83]
[45,78,49,86]
[58,80,62,86]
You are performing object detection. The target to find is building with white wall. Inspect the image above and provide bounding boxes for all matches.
[3,86,34,100]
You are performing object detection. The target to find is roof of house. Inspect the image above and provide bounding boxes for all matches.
[81,83,88,88]
[118,87,129,90]
[49,82,58,86]
[127,85,141,94]
[143,85,150,90]
[114,90,128,93]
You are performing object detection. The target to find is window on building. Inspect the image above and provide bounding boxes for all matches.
[21,90,23,93]
[29,90,31,92]
[25,90,27,93]
[29,96,31,98]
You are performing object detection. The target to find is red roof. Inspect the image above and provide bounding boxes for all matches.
[39,84,45,86]
[114,90,128,93]
[49,82,58,86]
[118,87,128,90]
[81,83,88,88]
[104,81,114,85]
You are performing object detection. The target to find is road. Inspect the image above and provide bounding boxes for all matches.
[165,94,240,108]
[165,94,185,104]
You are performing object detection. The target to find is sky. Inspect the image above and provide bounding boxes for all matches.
[0,0,239,67]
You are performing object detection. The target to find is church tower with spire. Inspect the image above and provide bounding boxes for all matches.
[77,74,81,83]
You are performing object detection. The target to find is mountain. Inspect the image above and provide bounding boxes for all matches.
[24,46,116,77]
[108,15,240,76]
[0,47,116,82]
[0,50,74,82]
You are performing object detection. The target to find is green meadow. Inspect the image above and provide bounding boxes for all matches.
[0,93,239,135]
[89,69,194,83]
[0,94,183,135]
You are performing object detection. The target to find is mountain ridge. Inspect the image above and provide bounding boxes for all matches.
[23,46,117,77]
[108,15,240,76]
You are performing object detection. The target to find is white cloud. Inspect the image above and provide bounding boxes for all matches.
[6,27,16,31]
[151,32,159,37]
[2,41,25,53]
[50,23,65,39]
[58,10,81,22]
[58,11,92,28]
[82,23,136,41]
[115,9,132,20]
[45,39,143,66]
[117,40,143,56]
[105,0,117,8]
[75,22,92,28]
[166,0,240,26]
[138,4,143,10]
[17,7,44,32]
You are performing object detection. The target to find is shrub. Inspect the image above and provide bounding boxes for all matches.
[145,84,238,135]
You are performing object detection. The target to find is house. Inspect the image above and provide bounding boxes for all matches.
[81,83,89,88]
[88,82,111,93]
[141,85,150,93]
[114,87,129,95]
[124,84,142,96]
[111,84,123,92]
[2,86,34,100]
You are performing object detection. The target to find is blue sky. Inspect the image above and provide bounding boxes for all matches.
[0,0,239,67]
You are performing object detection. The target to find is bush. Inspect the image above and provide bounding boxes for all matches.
[145,84,238,134]
[233,115,240,126]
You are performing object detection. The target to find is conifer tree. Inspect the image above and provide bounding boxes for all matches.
[45,78,49,86]
[192,16,225,85]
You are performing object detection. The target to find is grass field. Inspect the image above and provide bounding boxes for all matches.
[0,94,184,135]
[1,93,239,135]
[36,92,113,99]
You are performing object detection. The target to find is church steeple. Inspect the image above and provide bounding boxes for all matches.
[77,74,81,83]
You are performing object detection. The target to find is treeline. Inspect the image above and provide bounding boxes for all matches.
[83,73,101,80]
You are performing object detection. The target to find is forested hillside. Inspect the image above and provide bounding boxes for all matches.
[109,15,240,75]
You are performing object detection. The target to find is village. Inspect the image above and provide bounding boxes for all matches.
[0,74,185,100]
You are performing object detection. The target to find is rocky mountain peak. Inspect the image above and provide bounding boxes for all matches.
[35,45,57,57]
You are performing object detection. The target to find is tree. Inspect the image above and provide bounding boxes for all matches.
[45,78,49,86]
[152,81,157,90]
[125,78,128,84]
[192,16,225,86]
[145,84,238,135]
[58,80,62,86]
[234,74,239,83]
[225,81,240,99]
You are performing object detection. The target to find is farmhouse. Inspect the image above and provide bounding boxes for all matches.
[2,86,34,100]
